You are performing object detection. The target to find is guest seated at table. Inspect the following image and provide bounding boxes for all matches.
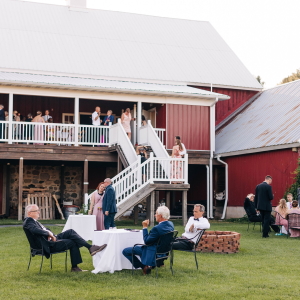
[88,182,106,231]
[287,200,300,238]
[275,199,289,234]
[172,204,210,251]
[23,204,107,272]
[122,206,174,275]
[244,193,279,233]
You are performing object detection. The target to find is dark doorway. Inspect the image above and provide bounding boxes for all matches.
[80,114,92,125]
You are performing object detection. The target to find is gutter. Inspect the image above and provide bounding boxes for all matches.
[216,155,228,219]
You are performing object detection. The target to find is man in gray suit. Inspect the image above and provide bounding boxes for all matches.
[254,175,274,238]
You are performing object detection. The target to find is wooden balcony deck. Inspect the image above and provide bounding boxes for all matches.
[0,144,117,162]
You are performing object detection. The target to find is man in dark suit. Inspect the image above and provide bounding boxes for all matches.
[122,206,174,275]
[102,178,117,229]
[0,104,5,141]
[254,175,274,238]
[23,204,107,272]
[102,110,114,126]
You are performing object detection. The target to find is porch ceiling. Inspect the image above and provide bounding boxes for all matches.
[0,71,230,100]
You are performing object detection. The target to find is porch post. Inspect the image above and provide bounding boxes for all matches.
[8,93,13,144]
[166,191,170,209]
[155,190,160,208]
[74,97,79,146]
[83,159,88,197]
[133,205,139,225]
[133,104,137,145]
[18,157,24,221]
[137,101,142,144]
[150,191,155,227]
[182,190,187,226]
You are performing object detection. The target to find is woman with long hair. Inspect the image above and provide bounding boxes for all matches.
[32,110,45,145]
[121,108,135,140]
[88,182,106,230]
[170,138,183,184]
[275,198,289,233]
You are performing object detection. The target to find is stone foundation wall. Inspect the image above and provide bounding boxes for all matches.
[9,165,83,209]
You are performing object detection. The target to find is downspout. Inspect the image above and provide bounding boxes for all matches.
[209,97,218,218]
[206,165,210,218]
[216,155,228,220]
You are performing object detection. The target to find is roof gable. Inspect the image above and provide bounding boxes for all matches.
[0,0,262,90]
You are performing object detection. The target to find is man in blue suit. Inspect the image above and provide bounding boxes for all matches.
[122,206,174,275]
[102,110,114,126]
[102,178,117,229]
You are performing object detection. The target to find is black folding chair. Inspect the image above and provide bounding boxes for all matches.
[23,227,68,273]
[170,229,206,274]
[244,214,261,232]
[131,230,178,278]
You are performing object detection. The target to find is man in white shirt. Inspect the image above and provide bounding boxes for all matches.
[42,110,52,122]
[175,136,186,156]
[172,204,210,250]
[92,106,101,126]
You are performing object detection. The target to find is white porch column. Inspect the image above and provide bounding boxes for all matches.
[8,93,13,144]
[137,101,142,144]
[74,97,79,146]
[133,104,137,145]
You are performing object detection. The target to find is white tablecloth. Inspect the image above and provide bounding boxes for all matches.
[91,229,144,274]
[62,215,96,241]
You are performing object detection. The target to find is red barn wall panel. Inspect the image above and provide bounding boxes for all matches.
[192,86,259,125]
[166,104,210,150]
[224,149,299,206]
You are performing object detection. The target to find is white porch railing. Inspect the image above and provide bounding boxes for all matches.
[153,128,166,146]
[85,153,188,210]
[0,121,110,146]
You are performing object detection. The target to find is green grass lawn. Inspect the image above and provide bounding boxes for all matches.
[0,220,298,300]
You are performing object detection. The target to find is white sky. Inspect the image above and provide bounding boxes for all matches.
[22,0,300,89]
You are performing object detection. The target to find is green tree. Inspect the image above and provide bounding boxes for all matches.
[256,75,265,87]
[284,158,300,200]
[280,69,300,84]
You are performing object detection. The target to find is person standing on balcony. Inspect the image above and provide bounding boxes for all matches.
[175,136,186,156]
[121,108,135,140]
[102,178,117,229]
[32,111,45,145]
[102,110,114,144]
[42,109,52,123]
[0,105,4,141]
[92,106,101,145]
[170,138,183,184]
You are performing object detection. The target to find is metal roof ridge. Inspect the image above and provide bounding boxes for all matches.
[262,78,300,92]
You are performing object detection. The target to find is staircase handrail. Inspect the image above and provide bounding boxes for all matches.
[109,119,137,165]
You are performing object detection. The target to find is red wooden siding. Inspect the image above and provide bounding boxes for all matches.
[166,104,210,150]
[0,164,2,214]
[224,149,299,206]
[191,86,258,125]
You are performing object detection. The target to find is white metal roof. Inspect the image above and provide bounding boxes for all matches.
[0,71,230,99]
[216,79,300,155]
[0,0,262,90]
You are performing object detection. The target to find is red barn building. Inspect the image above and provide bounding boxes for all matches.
[0,0,262,220]
[216,79,300,218]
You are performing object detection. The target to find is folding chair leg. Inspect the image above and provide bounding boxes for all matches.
[170,250,174,275]
[65,251,68,272]
[247,222,250,231]
[39,255,44,273]
[156,263,158,278]
[253,222,256,230]
[27,252,32,271]
[194,251,198,270]
[50,254,53,269]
